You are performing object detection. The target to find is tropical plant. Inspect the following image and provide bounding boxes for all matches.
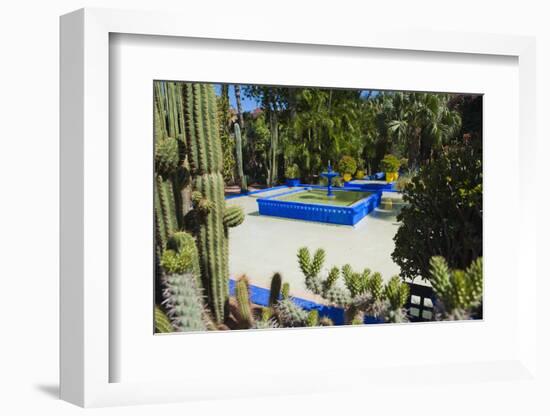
[428,256,483,320]
[392,140,482,281]
[386,92,462,168]
[285,163,300,179]
[338,155,357,175]
[380,154,400,173]
[217,85,236,183]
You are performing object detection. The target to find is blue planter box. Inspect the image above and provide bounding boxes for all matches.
[285,178,300,187]
[229,279,384,325]
[257,189,382,226]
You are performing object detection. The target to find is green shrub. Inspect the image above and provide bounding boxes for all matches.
[380,154,400,173]
[318,175,343,187]
[392,144,482,280]
[285,163,300,179]
[338,155,357,175]
[395,174,413,192]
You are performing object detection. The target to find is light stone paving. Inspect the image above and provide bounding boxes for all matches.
[227,190,406,301]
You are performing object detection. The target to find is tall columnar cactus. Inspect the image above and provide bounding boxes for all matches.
[234,123,248,193]
[269,273,282,307]
[162,272,207,332]
[235,276,253,328]
[181,83,244,323]
[429,256,483,320]
[154,81,192,255]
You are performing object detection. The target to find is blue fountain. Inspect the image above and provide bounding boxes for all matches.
[320,161,339,199]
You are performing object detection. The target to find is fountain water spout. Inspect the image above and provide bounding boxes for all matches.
[320,161,340,199]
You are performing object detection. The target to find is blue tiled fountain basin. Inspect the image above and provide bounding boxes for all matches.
[257,188,382,226]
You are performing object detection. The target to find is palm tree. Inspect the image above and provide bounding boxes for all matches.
[386,92,461,168]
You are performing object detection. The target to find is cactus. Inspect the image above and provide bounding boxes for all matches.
[181,83,244,323]
[383,276,410,323]
[235,276,253,328]
[160,231,202,288]
[298,247,325,295]
[296,247,410,325]
[261,307,273,322]
[154,305,173,333]
[307,310,320,327]
[324,267,340,291]
[234,123,248,193]
[269,273,282,307]
[224,205,245,228]
[254,319,279,330]
[319,316,334,326]
[281,282,290,299]
[429,256,483,320]
[162,272,207,332]
[154,81,193,255]
[276,298,308,327]
[323,285,351,306]
[155,136,179,177]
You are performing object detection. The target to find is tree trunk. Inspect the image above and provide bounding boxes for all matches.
[234,84,245,130]
[268,111,279,186]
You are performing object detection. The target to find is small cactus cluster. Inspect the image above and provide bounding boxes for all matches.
[275,298,309,327]
[227,275,280,330]
[297,247,411,324]
[160,232,202,286]
[428,256,483,320]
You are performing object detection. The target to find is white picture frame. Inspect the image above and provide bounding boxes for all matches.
[60,7,538,408]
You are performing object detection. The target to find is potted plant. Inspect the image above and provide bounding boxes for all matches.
[355,159,366,179]
[338,155,357,182]
[285,163,300,187]
[380,154,400,182]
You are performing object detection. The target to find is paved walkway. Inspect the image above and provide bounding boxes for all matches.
[226,189,405,301]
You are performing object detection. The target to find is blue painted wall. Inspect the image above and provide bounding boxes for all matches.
[229,279,383,325]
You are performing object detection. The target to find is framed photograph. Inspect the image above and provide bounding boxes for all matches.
[60,8,538,407]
